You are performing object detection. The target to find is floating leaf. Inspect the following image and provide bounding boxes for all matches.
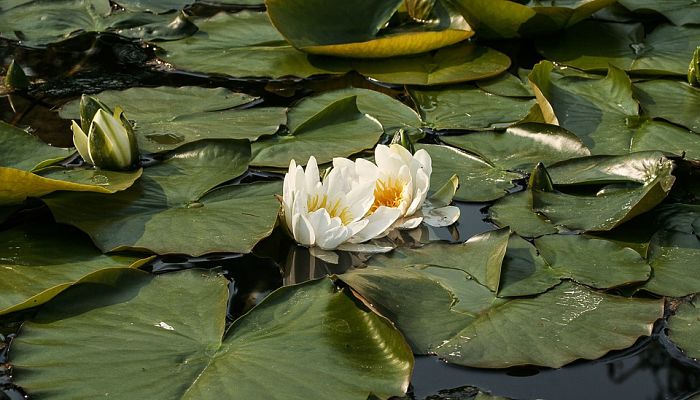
[416,144,522,202]
[353,42,511,85]
[266,0,473,58]
[60,86,284,153]
[488,191,558,238]
[367,227,511,291]
[44,140,280,256]
[531,152,676,231]
[409,85,535,130]
[342,266,662,368]
[0,121,72,171]
[252,95,383,168]
[284,87,423,140]
[641,204,700,297]
[668,301,700,360]
[442,123,591,172]
[634,80,700,134]
[0,0,197,45]
[157,11,352,79]
[476,70,533,97]
[617,0,700,26]
[448,0,616,38]
[536,21,700,75]
[0,224,150,315]
[11,269,413,399]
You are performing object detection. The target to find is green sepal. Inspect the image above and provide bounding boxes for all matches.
[4,60,29,91]
[689,46,700,88]
[391,128,415,154]
[529,162,554,192]
[79,94,112,133]
[428,174,459,207]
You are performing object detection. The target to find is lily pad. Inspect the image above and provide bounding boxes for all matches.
[11,269,413,399]
[448,0,616,38]
[112,0,191,13]
[488,191,558,238]
[285,87,423,140]
[641,204,700,297]
[353,42,511,85]
[156,11,352,79]
[367,227,511,291]
[0,224,150,315]
[531,152,676,231]
[44,140,281,256]
[0,121,72,171]
[476,70,534,97]
[668,301,700,360]
[617,0,700,26]
[528,62,691,155]
[416,144,522,202]
[0,0,197,45]
[266,0,473,58]
[634,80,700,134]
[536,21,700,75]
[409,85,535,130]
[60,86,284,153]
[442,123,591,172]
[342,266,662,368]
[252,95,383,168]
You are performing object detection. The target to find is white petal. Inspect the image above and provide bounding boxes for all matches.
[292,213,315,246]
[304,156,320,189]
[349,206,402,243]
[336,243,395,253]
[71,121,93,164]
[422,205,460,227]
[406,169,430,216]
[317,225,352,250]
[414,149,432,177]
[397,216,423,230]
[355,158,379,183]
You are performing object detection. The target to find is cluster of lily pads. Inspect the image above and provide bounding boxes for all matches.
[1,0,700,399]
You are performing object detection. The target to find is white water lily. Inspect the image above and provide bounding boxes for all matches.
[71,95,139,170]
[334,144,460,229]
[282,156,402,251]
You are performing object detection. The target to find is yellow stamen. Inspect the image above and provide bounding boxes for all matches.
[307,194,353,225]
[371,178,404,213]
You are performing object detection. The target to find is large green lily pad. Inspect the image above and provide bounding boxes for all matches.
[367,227,511,291]
[266,0,472,58]
[536,21,700,75]
[409,85,535,130]
[448,0,616,39]
[44,140,281,256]
[488,191,558,238]
[156,11,352,79]
[617,0,700,26]
[416,144,522,202]
[60,86,285,153]
[476,70,534,97]
[0,121,72,171]
[442,123,591,172]
[11,269,413,399]
[353,42,511,86]
[531,152,676,231]
[528,62,694,155]
[634,80,700,134]
[641,204,700,297]
[0,224,150,315]
[668,301,700,360]
[342,266,663,368]
[252,95,383,168]
[0,0,197,45]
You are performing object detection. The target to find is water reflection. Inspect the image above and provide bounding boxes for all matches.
[410,335,700,400]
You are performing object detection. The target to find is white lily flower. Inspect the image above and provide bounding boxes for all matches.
[71,95,139,171]
[334,143,460,229]
[282,156,402,251]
